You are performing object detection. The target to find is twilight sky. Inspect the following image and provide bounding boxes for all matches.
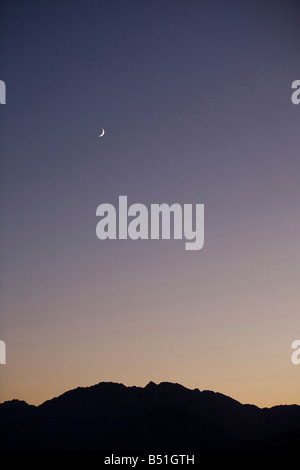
[0,0,299,407]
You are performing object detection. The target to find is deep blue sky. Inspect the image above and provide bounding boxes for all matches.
[0,0,300,405]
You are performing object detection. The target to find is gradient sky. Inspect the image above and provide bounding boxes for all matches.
[0,0,299,407]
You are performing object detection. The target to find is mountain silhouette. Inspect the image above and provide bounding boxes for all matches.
[1,381,299,449]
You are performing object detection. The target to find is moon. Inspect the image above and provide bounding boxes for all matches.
[99,128,105,137]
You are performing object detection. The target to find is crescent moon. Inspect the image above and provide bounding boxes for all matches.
[99,128,105,137]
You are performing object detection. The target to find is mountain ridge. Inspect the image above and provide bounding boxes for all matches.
[1,381,299,449]
[3,380,293,409]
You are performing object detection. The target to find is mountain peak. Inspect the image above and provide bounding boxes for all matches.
[1,399,31,408]
[145,381,157,388]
